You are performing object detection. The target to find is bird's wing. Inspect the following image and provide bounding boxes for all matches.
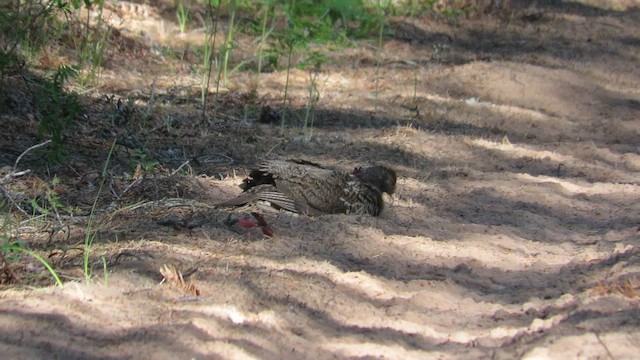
[270,163,351,215]
[254,189,298,213]
[248,160,338,214]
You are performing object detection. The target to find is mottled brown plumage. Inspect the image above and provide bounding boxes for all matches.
[215,160,396,216]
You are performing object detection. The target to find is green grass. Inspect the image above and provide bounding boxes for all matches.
[10,245,63,287]
[176,1,190,33]
[83,137,117,283]
[1,214,63,287]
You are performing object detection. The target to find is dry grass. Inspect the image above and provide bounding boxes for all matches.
[592,276,640,298]
[159,264,200,296]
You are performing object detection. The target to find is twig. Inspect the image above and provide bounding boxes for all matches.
[197,153,234,165]
[264,142,280,157]
[1,169,30,184]
[117,177,143,200]
[171,160,191,176]
[13,139,52,174]
[0,184,29,216]
[594,332,615,360]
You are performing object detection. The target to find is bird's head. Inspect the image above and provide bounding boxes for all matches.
[354,166,397,194]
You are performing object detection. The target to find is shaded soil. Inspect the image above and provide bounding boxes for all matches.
[1,1,639,359]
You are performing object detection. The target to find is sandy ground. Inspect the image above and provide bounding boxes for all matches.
[1,1,639,359]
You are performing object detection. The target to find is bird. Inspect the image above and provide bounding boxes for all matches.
[215,159,396,216]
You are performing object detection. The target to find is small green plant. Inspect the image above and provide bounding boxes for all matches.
[46,176,65,209]
[277,0,304,127]
[27,176,68,220]
[34,65,82,163]
[199,0,221,116]
[256,0,275,80]
[280,35,294,128]
[176,0,190,33]
[217,0,238,90]
[261,0,369,127]
[412,60,419,111]
[201,38,215,106]
[132,149,160,173]
[391,0,438,16]
[299,50,325,140]
[374,0,388,109]
[77,0,109,85]
[440,6,460,20]
[101,255,109,285]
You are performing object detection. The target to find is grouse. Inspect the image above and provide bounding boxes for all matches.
[215,160,396,216]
